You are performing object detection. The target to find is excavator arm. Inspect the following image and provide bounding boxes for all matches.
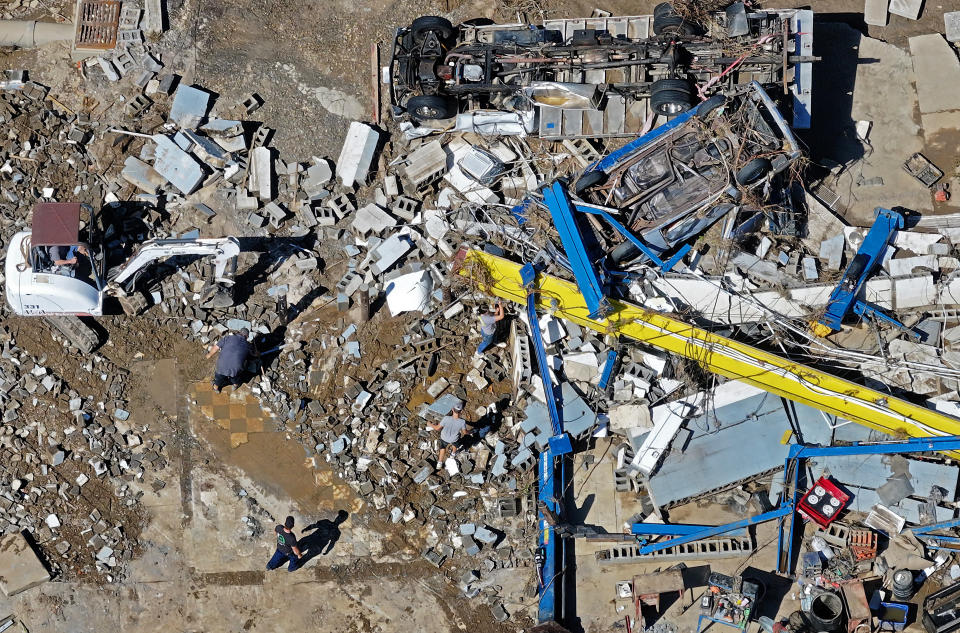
[104,236,241,296]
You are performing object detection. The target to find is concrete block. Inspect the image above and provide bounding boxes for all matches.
[263,201,287,228]
[864,0,887,26]
[327,194,356,219]
[0,532,50,596]
[169,85,210,129]
[392,195,419,221]
[248,146,274,201]
[144,0,164,34]
[474,526,498,544]
[315,206,337,226]
[152,135,205,194]
[336,122,380,187]
[384,174,400,197]
[427,378,450,398]
[802,256,819,281]
[98,57,119,81]
[337,271,363,297]
[370,234,413,275]
[352,204,397,238]
[303,158,333,196]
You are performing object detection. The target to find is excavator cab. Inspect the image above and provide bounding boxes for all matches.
[6,203,107,316]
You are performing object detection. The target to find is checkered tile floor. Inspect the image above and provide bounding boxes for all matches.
[190,381,273,448]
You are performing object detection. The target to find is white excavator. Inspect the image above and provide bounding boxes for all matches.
[4,202,241,352]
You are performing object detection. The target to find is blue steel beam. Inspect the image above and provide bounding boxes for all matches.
[817,207,903,333]
[787,435,960,460]
[537,447,561,623]
[631,523,748,537]
[573,201,691,271]
[635,504,794,555]
[541,182,610,319]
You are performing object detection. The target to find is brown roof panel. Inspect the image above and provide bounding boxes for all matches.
[31,203,81,247]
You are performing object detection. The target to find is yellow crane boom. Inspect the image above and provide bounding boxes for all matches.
[459,249,960,451]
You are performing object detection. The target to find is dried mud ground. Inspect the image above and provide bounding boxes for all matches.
[1,0,958,631]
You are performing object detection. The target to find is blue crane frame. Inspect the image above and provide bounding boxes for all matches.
[631,435,960,575]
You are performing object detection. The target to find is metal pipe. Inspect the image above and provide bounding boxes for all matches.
[0,20,74,48]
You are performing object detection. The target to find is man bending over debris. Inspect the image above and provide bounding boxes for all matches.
[476,301,505,355]
[429,404,467,466]
[206,328,253,393]
[266,515,303,572]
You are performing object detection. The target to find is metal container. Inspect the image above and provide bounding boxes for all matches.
[808,592,843,633]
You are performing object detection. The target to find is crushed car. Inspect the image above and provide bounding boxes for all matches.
[568,81,802,265]
[389,3,814,138]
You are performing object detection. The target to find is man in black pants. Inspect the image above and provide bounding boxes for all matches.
[266,515,303,572]
[206,328,253,393]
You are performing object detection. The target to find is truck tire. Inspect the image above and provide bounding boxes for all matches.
[650,79,694,115]
[652,4,701,37]
[735,157,773,185]
[407,95,456,120]
[574,170,607,195]
[411,16,455,42]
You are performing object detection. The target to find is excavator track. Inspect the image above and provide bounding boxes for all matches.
[44,316,101,354]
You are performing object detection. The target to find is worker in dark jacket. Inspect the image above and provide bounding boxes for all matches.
[266,515,303,572]
[206,328,253,393]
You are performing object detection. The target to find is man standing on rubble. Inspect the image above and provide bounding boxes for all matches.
[476,301,505,355]
[206,328,254,393]
[266,515,303,572]
[429,404,467,466]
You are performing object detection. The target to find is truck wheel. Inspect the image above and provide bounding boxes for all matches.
[411,16,455,42]
[650,79,694,115]
[574,170,607,195]
[735,157,773,185]
[652,5,700,37]
[407,95,456,120]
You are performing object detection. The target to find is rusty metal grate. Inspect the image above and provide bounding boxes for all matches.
[74,0,121,51]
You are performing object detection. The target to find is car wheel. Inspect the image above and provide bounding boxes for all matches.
[574,170,607,195]
[653,3,676,19]
[735,157,773,185]
[695,94,727,120]
[411,16,455,42]
[650,79,694,116]
[407,95,456,120]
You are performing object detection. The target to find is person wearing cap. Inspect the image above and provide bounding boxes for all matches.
[266,515,303,572]
[429,404,468,466]
[477,301,505,355]
[206,328,253,393]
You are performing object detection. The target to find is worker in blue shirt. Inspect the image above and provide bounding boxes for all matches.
[206,328,254,393]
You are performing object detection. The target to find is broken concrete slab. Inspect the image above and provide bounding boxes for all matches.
[864,0,887,26]
[846,34,931,221]
[908,34,960,115]
[889,0,922,20]
[947,12,960,42]
[121,156,165,193]
[336,122,380,188]
[169,85,211,129]
[0,532,50,596]
[248,146,274,201]
[151,135,205,194]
